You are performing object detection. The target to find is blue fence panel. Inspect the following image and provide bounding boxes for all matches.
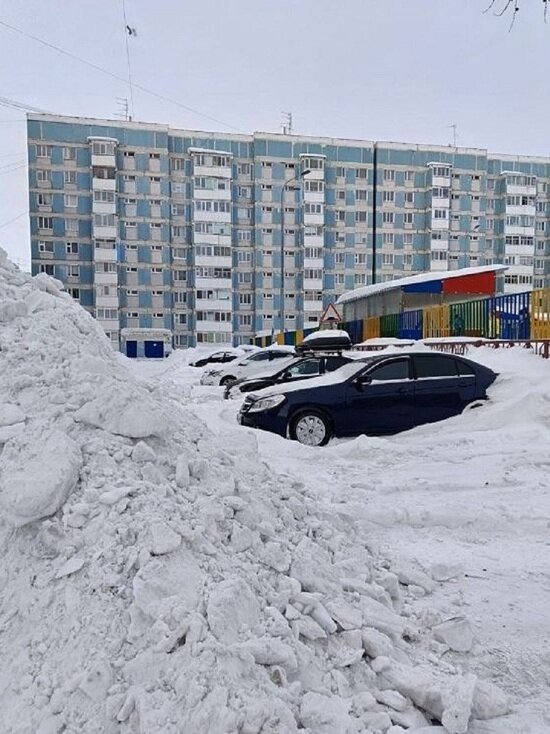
[399,310,423,340]
[343,319,363,344]
[487,292,531,339]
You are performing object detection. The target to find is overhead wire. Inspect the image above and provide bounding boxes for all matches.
[0,211,28,230]
[0,19,245,132]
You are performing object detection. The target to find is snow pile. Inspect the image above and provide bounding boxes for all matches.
[0,248,510,733]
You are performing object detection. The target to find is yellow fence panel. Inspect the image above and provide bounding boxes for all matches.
[423,305,450,339]
[531,288,550,339]
[362,317,380,341]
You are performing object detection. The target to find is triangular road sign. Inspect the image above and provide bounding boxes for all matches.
[320,302,342,324]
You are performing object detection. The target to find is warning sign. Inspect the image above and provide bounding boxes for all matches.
[319,303,342,324]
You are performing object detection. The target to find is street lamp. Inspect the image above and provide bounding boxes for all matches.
[279,168,311,339]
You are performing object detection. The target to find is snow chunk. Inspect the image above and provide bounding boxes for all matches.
[300,692,352,733]
[0,403,25,427]
[55,556,86,579]
[0,430,81,526]
[149,521,181,555]
[207,577,261,644]
[433,616,474,652]
[74,387,168,438]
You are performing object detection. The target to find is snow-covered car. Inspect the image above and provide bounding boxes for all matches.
[238,351,498,446]
[200,345,296,386]
[190,349,244,368]
[224,353,355,399]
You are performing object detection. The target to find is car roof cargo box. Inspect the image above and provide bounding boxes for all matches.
[295,329,352,354]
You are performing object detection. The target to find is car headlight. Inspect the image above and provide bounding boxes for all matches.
[247,394,286,413]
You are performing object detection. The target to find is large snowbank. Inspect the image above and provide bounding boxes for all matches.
[0,248,518,733]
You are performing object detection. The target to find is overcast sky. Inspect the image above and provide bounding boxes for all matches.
[1,0,549,269]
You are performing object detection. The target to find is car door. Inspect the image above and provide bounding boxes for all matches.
[412,353,476,426]
[343,357,414,436]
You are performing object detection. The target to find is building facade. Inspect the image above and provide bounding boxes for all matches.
[27,113,550,348]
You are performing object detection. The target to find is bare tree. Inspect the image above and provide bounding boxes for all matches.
[483,0,548,31]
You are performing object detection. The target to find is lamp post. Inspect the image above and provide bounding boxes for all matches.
[279,168,310,338]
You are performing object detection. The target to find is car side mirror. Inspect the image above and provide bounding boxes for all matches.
[354,375,371,390]
[282,371,291,381]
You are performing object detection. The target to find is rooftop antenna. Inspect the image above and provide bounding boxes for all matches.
[448,123,458,147]
[281,111,293,135]
[121,0,136,120]
[115,97,130,121]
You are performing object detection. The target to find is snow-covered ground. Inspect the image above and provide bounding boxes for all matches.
[1,248,550,733]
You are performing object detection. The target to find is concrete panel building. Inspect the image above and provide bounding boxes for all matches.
[27,113,550,349]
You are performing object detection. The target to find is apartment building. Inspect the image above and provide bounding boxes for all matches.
[28,113,550,348]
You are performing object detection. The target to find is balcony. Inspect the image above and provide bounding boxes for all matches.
[93,178,116,191]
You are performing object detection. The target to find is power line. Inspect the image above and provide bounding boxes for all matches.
[0,162,27,176]
[0,18,244,132]
[0,95,48,114]
[0,211,27,230]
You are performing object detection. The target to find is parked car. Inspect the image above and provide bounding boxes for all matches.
[200,345,296,386]
[225,353,354,399]
[238,351,497,446]
[190,349,243,368]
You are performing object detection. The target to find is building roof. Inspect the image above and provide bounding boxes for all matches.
[336,265,508,305]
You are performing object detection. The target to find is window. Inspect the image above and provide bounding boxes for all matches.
[64,194,77,208]
[433,209,448,220]
[304,269,323,280]
[414,355,460,378]
[39,264,55,275]
[37,170,51,184]
[404,191,414,204]
[383,233,394,245]
[37,193,52,207]
[171,157,185,171]
[404,170,414,182]
[304,180,324,193]
[237,163,251,175]
[355,253,366,265]
[38,240,53,252]
[383,169,395,182]
[194,200,231,213]
[383,191,394,204]
[67,265,80,277]
[94,214,115,227]
[356,168,368,179]
[304,203,323,215]
[63,146,76,161]
[64,171,76,185]
[38,216,53,230]
[36,144,52,158]
[97,262,117,273]
[239,314,252,327]
[335,252,345,264]
[66,242,79,254]
[301,157,324,170]
[239,293,252,305]
[404,212,414,225]
[382,212,394,225]
[403,233,413,246]
[433,187,449,198]
[238,185,251,197]
[355,211,367,223]
[403,253,413,265]
[336,166,345,178]
[367,359,410,381]
[237,230,252,242]
[304,247,323,258]
[431,251,448,261]
[432,166,450,178]
[94,190,115,203]
[67,287,80,300]
[174,270,187,281]
[237,250,252,263]
[92,141,115,156]
[382,253,394,265]
[238,207,251,220]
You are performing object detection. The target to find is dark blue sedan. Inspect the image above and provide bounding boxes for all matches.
[238,351,497,446]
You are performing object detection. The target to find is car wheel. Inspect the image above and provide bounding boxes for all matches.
[290,410,331,447]
[220,375,235,386]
